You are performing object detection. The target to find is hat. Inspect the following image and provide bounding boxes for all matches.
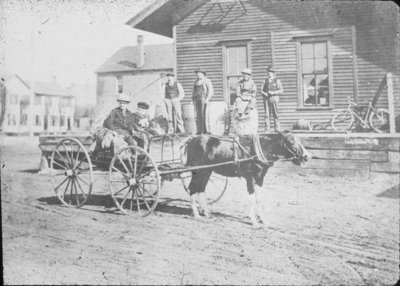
[266,66,276,72]
[194,69,206,75]
[241,68,252,76]
[137,102,149,109]
[166,72,175,77]
[117,93,131,103]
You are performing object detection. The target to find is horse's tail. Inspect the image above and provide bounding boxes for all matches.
[180,137,191,166]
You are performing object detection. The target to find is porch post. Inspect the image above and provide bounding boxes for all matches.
[386,73,396,133]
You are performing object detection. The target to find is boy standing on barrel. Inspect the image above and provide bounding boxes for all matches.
[260,66,284,131]
[162,73,185,134]
[192,68,214,134]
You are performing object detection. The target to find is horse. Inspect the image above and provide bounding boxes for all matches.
[181,130,312,227]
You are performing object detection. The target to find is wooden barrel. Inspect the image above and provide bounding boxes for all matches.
[181,104,196,134]
[206,101,230,135]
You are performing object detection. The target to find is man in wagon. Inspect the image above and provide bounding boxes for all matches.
[103,93,137,147]
[260,66,284,131]
[235,68,257,119]
[162,72,185,134]
[192,68,214,134]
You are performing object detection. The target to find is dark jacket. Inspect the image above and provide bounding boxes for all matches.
[103,108,136,134]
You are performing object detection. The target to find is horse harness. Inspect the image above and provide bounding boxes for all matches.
[208,134,273,175]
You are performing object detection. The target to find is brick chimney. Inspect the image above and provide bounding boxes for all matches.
[137,35,144,67]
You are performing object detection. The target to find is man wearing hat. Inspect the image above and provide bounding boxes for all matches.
[235,68,257,118]
[162,73,185,133]
[103,93,137,146]
[260,66,283,131]
[192,68,214,134]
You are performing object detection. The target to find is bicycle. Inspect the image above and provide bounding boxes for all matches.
[331,96,390,133]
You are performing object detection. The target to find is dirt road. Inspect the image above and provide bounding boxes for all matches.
[1,135,399,285]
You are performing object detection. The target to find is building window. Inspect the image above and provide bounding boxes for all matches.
[51,115,57,126]
[116,76,123,94]
[35,115,41,126]
[9,94,18,104]
[20,113,27,125]
[7,114,16,126]
[60,116,65,127]
[34,95,42,105]
[298,39,331,107]
[226,46,248,105]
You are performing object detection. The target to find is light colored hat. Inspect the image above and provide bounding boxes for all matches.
[117,93,131,102]
[241,68,252,75]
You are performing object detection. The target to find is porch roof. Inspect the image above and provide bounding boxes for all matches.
[125,0,207,37]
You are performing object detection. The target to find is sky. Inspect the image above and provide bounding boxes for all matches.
[0,0,172,88]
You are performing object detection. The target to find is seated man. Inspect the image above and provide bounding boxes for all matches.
[103,93,137,147]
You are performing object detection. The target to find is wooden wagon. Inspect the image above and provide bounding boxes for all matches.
[39,133,229,217]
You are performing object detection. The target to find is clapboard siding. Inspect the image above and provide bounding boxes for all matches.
[175,1,399,131]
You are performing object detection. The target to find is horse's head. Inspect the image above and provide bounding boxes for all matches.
[278,130,312,167]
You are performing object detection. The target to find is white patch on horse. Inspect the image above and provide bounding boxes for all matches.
[190,193,200,219]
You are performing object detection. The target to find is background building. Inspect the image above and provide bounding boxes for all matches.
[95,35,173,119]
[1,74,74,134]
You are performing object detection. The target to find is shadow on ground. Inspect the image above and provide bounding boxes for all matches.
[376,184,399,199]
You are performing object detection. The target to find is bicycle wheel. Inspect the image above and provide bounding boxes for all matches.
[331,110,354,132]
[369,109,390,133]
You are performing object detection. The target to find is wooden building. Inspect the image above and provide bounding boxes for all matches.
[126,0,399,131]
[95,35,173,118]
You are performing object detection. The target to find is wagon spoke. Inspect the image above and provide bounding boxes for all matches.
[137,186,152,210]
[73,145,81,169]
[52,160,69,170]
[54,176,69,191]
[76,175,90,187]
[71,178,80,205]
[62,143,73,165]
[74,176,87,199]
[137,169,153,180]
[112,166,130,179]
[118,158,130,177]
[120,187,132,209]
[137,184,157,200]
[113,185,129,196]
[130,187,134,211]
[74,155,88,171]
[136,189,142,216]
[56,150,70,168]
[62,177,71,200]
[133,151,137,177]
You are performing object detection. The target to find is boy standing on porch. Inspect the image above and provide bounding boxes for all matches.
[162,73,185,134]
[260,66,284,131]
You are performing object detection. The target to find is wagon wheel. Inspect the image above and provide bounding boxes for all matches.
[109,146,161,217]
[50,138,93,208]
[180,172,228,204]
